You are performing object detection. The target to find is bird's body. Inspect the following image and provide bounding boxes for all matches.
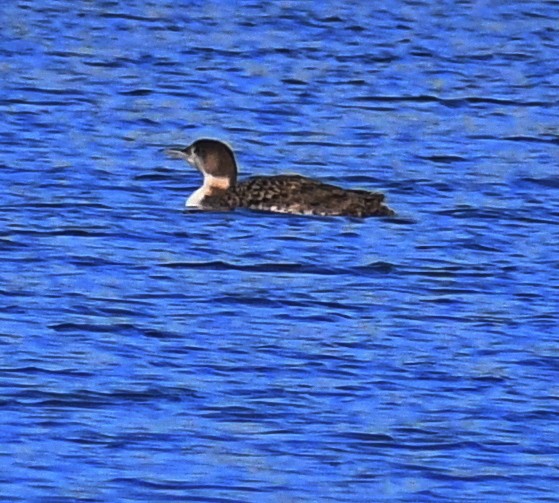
[167,139,394,217]
[203,174,392,217]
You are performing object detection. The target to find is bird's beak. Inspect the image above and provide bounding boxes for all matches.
[165,147,189,159]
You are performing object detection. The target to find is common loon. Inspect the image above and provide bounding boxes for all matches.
[167,139,395,217]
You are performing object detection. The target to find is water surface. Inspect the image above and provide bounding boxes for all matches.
[1,1,559,501]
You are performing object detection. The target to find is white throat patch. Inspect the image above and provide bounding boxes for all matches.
[186,174,231,207]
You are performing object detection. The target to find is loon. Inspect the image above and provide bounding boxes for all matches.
[167,139,394,217]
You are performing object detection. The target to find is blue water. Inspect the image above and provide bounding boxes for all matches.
[2,1,559,501]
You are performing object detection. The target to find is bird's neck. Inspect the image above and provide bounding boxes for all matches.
[186,173,232,207]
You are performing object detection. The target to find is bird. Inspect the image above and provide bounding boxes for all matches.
[167,138,394,217]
